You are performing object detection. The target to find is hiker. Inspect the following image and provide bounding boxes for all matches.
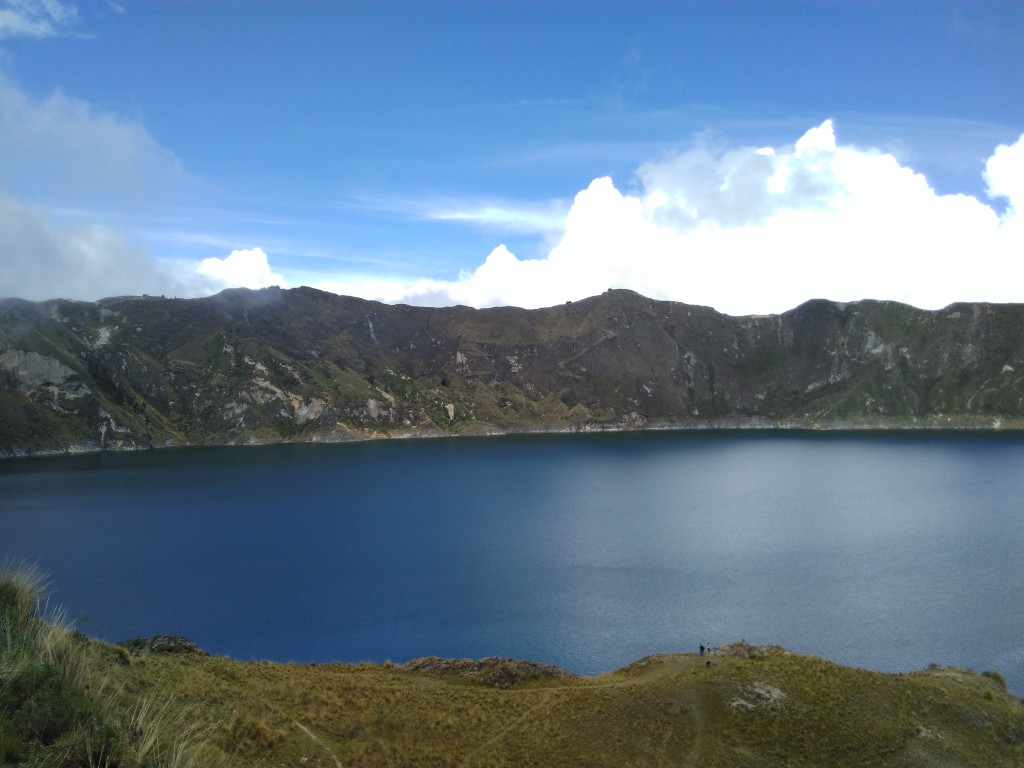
[699,643,705,656]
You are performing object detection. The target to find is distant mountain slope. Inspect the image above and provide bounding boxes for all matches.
[2,287,1023,456]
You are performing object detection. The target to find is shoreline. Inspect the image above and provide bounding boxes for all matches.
[5,415,1024,460]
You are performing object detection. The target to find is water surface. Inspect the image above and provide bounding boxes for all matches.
[2,431,1022,693]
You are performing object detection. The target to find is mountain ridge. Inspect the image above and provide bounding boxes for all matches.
[2,286,1023,456]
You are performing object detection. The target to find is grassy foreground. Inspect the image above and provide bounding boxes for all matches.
[4,567,1024,767]
[0,564,233,767]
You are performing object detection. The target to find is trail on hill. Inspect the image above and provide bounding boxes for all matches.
[294,721,344,768]
[470,689,558,758]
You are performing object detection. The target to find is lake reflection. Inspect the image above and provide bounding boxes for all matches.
[2,431,1023,693]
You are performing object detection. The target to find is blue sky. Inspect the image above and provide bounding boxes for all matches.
[1,0,1023,314]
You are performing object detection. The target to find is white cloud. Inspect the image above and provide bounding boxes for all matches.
[0,0,78,39]
[0,75,220,301]
[321,121,1024,315]
[425,199,568,234]
[313,276,454,307]
[346,191,568,235]
[985,135,1024,214]
[198,247,287,290]
[0,74,191,207]
[0,192,217,301]
[0,75,291,303]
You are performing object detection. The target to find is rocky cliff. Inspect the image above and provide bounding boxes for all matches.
[2,287,1023,456]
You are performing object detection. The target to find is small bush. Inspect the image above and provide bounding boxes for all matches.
[3,660,95,743]
[226,711,286,750]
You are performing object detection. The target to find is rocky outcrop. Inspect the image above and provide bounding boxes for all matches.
[2,287,1023,456]
[397,656,573,687]
[120,634,205,656]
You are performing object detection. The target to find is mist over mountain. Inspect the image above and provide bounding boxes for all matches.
[2,286,1023,456]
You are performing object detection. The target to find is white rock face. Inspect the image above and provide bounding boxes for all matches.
[730,681,787,711]
[0,350,78,390]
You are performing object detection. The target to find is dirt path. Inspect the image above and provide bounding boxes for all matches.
[596,654,717,767]
[470,689,556,757]
[465,654,716,766]
[294,721,344,768]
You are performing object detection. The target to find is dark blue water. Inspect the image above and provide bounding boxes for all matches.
[2,431,1023,693]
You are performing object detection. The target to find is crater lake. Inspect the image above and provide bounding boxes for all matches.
[2,431,1023,694]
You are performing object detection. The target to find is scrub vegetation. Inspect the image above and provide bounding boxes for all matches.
[0,563,221,767]
[3,566,1024,766]
[4,287,1024,458]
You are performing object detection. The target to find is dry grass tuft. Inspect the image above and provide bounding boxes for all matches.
[0,563,231,767]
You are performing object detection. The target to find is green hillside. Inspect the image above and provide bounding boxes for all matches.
[3,288,1024,456]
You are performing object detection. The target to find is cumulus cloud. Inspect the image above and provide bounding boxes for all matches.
[320,121,1024,315]
[985,136,1024,214]
[198,247,287,290]
[0,0,79,40]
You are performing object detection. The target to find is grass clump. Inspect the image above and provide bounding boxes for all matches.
[984,669,1009,691]
[0,561,225,767]
[0,560,109,764]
